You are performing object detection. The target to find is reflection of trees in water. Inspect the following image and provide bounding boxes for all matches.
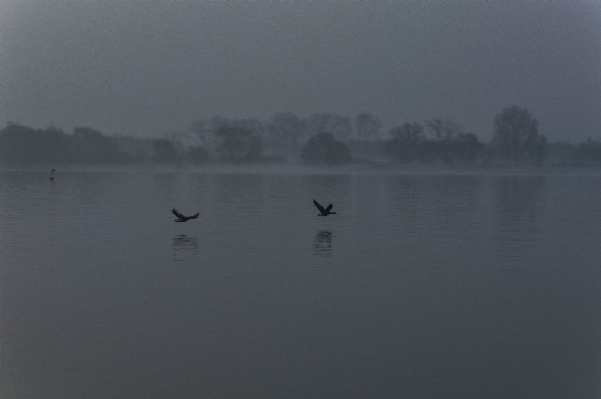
[387,175,481,210]
[216,173,263,200]
[214,174,265,216]
[313,230,333,257]
[302,174,351,201]
[172,234,199,262]
[493,176,546,260]
[385,175,483,241]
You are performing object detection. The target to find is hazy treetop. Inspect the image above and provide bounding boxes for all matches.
[2,2,600,141]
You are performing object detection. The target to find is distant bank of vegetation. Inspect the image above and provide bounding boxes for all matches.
[2,106,601,167]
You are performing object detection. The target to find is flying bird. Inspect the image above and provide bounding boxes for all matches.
[313,199,337,216]
[172,208,199,222]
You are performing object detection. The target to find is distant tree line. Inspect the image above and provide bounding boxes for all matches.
[0,124,132,165]
[383,106,543,165]
[2,106,601,167]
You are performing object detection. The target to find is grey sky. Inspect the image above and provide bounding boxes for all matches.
[2,1,600,141]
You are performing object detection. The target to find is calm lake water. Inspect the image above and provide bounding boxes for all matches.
[1,167,600,399]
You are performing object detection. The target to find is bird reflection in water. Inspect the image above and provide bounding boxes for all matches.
[313,230,334,257]
[172,234,199,262]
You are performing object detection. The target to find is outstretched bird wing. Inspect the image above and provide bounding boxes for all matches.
[325,204,333,213]
[190,213,199,219]
[313,199,326,213]
[172,208,185,219]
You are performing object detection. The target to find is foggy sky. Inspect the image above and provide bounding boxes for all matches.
[2,1,600,142]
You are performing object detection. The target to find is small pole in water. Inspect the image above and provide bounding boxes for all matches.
[49,168,55,181]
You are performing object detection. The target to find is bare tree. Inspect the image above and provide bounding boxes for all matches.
[266,112,307,156]
[383,123,424,163]
[426,118,462,141]
[493,106,545,163]
[355,113,382,141]
[308,113,352,142]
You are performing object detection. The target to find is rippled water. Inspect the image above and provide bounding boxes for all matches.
[2,168,600,398]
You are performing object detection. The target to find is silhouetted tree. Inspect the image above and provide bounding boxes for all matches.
[574,138,601,166]
[534,134,547,165]
[72,127,126,163]
[45,126,74,163]
[0,123,71,165]
[308,113,352,142]
[453,132,485,164]
[426,118,462,142]
[492,106,546,163]
[190,116,265,156]
[230,118,265,138]
[546,141,576,166]
[152,139,178,163]
[113,135,154,163]
[189,116,231,149]
[423,119,484,164]
[0,123,36,164]
[300,132,352,165]
[355,113,382,141]
[185,145,210,164]
[189,119,212,147]
[216,126,263,162]
[424,118,460,164]
[0,123,133,165]
[383,123,424,163]
[266,112,307,156]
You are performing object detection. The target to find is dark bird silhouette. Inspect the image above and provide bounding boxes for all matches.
[313,199,337,216]
[172,208,199,222]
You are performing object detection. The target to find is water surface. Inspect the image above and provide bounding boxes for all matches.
[2,169,600,398]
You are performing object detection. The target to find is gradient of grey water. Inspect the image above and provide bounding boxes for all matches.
[2,169,600,399]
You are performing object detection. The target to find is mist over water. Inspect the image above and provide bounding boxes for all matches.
[2,168,600,398]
